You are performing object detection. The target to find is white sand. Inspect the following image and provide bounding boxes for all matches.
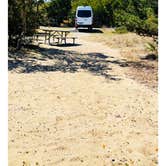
[9,31,158,166]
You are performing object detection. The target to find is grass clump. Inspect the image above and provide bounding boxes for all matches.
[114,26,128,34]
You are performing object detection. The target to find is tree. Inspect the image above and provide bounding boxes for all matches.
[8,0,46,47]
[47,0,71,26]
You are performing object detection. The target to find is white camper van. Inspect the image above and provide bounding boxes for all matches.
[75,6,93,30]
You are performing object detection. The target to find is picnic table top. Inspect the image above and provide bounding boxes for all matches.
[38,27,75,33]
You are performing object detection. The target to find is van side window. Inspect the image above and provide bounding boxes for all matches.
[77,10,91,17]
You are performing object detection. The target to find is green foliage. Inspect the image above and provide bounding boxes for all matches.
[143,12,158,36]
[47,0,71,26]
[8,0,39,47]
[114,26,128,34]
[114,10,142,32]
[146,41,158,56]
[111,1,157,36]
[38,2,50,26]
[146,42,157,52]
[8,0,23,36]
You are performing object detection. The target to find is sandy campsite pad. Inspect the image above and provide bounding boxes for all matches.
[9,30,158,166]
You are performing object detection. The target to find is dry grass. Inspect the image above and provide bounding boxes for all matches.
[86,29,158,90]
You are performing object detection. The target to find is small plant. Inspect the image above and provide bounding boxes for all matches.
[115,26,128,34]
[146,40,158,54]
[145,39,158,60]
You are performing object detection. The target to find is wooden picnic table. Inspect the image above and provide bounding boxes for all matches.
[36,28,76,45]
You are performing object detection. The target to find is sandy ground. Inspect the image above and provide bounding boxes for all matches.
[9,29,158,166]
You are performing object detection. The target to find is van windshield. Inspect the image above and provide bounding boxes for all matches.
[77,10,91,17]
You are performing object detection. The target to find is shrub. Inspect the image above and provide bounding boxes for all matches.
[114,10,142,31]
[146,41,158,56]
[115,26,128,34]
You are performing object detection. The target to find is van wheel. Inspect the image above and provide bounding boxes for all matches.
[88,26,92,31]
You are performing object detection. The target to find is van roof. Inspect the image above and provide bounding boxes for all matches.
[77,6,92,10]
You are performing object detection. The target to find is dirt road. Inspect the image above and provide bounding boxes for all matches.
[9,29,158,166]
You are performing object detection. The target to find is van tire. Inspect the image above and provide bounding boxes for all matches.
[88,26,93,31]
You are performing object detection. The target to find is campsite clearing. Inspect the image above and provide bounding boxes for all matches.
[9,28,158,166]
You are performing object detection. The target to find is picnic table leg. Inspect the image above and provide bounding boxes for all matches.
[48,32,51,45]
[73,38,75,45]
[44,33,47,44]
[61,32,63,44]
[65,32,67,44]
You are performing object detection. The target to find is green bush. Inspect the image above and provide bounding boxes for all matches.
[144,16,158,36]
[114,10,142,31]
[114,26,128,34]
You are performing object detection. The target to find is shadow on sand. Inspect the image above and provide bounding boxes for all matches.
[8,46,120,81]
[52,43,82,47]
[78,28,103,33]
[9,45,155,81]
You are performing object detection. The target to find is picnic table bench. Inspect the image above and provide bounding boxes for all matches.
[53,36,77,45]
[34,28,77,45]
